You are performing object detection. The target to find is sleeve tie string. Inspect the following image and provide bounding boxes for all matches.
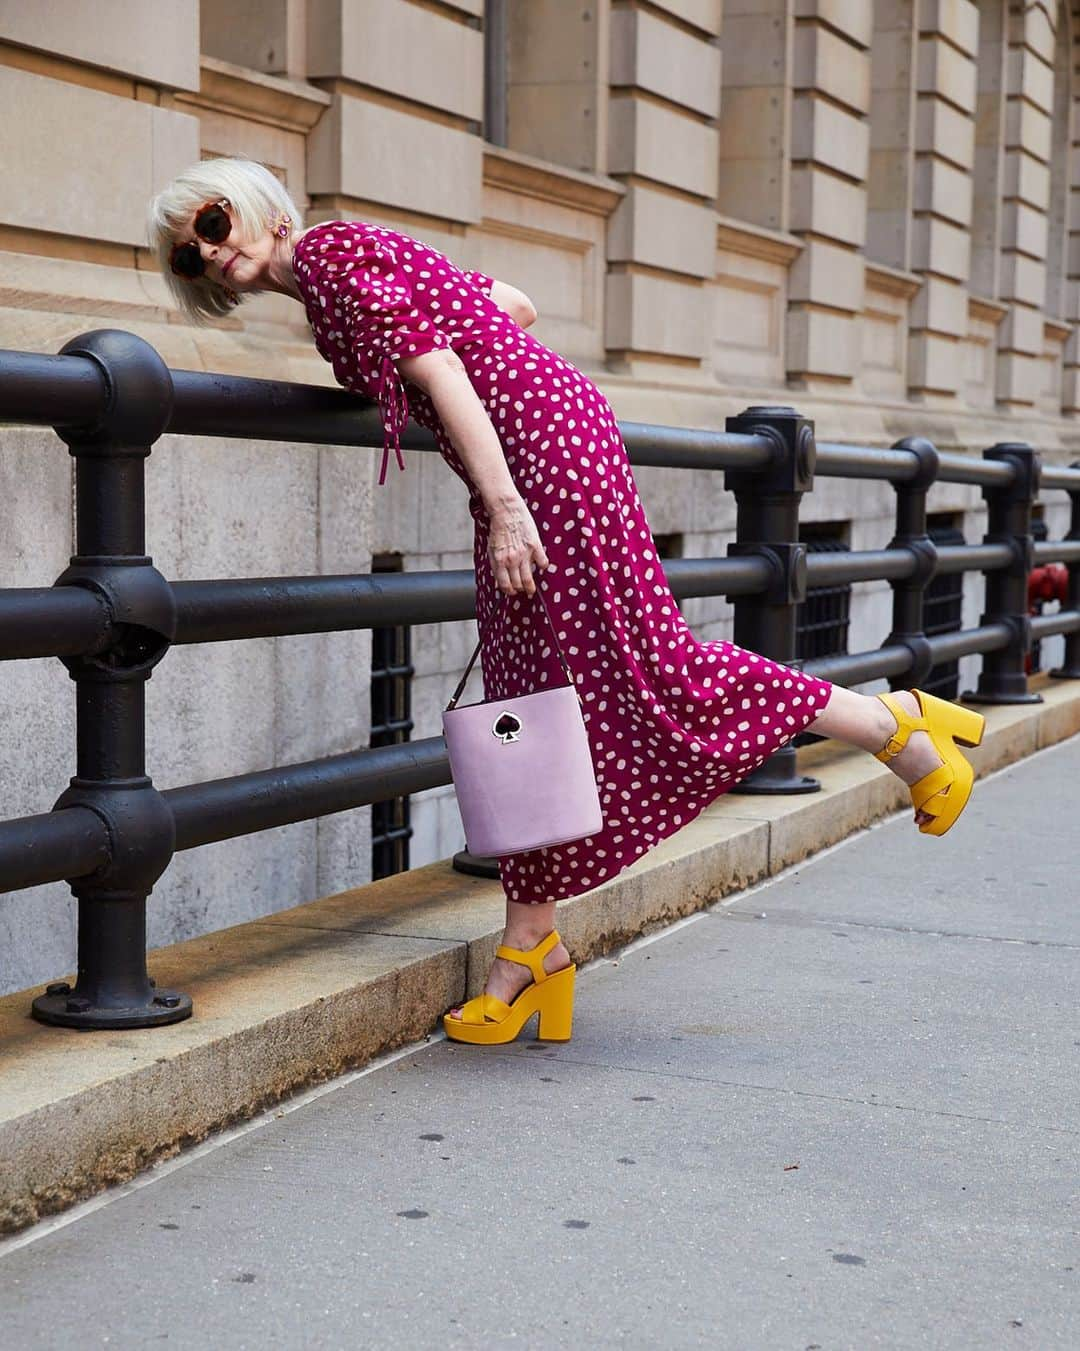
[376,352,410,486]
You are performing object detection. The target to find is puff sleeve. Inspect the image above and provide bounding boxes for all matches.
[297,225,454,485]
[461,268,495,297]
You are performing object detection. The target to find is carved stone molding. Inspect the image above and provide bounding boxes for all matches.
[715,214,803,267]
[175,56,330,134]
[481,144,626,216]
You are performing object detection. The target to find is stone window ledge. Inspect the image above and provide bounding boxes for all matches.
[175,56,331,134]
[481,142,626,216]
[865,261,922,301]
[715,214,803,266]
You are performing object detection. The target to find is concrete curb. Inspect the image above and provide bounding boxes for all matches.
[2,675,1078,1236]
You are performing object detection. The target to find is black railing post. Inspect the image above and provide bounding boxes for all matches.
[886,437,940,690]
[31,331,189,1029]
[963,442,1043,706]
[1049,460,1080,680]
[724,405,819,794]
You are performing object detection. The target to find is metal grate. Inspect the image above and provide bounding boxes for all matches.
[795,532,852,661]
[652,532,684,614]
[370,554,414,879]
[792,530,851,746]
[922,522,965,700]
[652,532,683,557]
[1030,514,1048,672]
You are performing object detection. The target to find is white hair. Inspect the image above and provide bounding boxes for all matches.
[146,157,303,324]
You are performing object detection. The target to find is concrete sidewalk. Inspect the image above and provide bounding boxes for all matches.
[3,678,1078,1241]
[2,726,1078,1348]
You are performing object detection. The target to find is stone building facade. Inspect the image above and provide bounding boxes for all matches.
[1,0,1076,992]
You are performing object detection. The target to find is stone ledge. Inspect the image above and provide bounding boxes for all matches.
[1,674,1077,1236]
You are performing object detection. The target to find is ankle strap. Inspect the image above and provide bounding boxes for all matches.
[875,691,927,762]
[496,929,561,984]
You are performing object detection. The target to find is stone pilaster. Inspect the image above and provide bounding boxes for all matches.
[605,0,721,376]
[786,1,872,388]
[907,0,979,401]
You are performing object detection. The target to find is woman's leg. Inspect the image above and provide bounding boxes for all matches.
[448,682,950,1022]
[806,683,947,826]
[446,899,572,1021]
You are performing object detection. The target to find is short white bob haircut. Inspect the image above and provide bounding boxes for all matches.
[147,157,303,324]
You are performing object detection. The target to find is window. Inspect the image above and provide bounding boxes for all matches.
[482,0,602,171]
[483,0,509,147]
[369,553,414,879]
[1046,7,1074,319]
[970,1,1007,298]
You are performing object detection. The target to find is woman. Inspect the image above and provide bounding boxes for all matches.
[148,158,986,1046]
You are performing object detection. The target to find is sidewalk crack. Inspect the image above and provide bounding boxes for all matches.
[718,910,1080,950]
[488,1052,1080,1136]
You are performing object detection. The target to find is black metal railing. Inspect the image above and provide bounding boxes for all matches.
[2,331,1080,1029]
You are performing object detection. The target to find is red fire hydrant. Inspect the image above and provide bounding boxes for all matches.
[1027,564,1069,673]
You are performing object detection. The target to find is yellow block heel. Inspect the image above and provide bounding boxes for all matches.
[444,928,576,1045]
[875,688,986,837]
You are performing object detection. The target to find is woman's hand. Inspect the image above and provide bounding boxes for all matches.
[487,494,550,596]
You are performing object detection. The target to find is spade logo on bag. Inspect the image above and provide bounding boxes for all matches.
[492,711,523,744]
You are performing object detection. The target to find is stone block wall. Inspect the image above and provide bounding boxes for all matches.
[0,0,1077,993]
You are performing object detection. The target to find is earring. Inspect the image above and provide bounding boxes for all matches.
[275,213,293,239]
[223,285,240,306]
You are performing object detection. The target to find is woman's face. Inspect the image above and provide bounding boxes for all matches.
[178,199,277,294]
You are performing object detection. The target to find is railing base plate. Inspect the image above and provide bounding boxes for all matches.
[1048,667,1080,680]
[451,849,500,879]
[729,745,821,796]
[729,774,821,796]
[961,690,1043,706]
[31,987,193,1029]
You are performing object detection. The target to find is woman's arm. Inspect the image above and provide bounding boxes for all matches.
[397,347,519,511]
[396,346,549,594]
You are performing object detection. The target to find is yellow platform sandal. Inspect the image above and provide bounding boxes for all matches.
[444,928,576,1045]
[874,689,986,836]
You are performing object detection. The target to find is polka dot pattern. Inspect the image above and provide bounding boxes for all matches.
[293,220,835,905]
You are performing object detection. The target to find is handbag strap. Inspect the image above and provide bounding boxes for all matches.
[445,571,574,711]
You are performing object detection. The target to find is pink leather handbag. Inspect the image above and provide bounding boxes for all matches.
[442,577,604,856]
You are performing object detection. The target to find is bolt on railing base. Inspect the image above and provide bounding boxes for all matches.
[729,747,821,795]
[451,849,501,879]
[32,981,192,1030]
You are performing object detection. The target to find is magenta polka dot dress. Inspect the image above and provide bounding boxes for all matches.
[292,222,834,905]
